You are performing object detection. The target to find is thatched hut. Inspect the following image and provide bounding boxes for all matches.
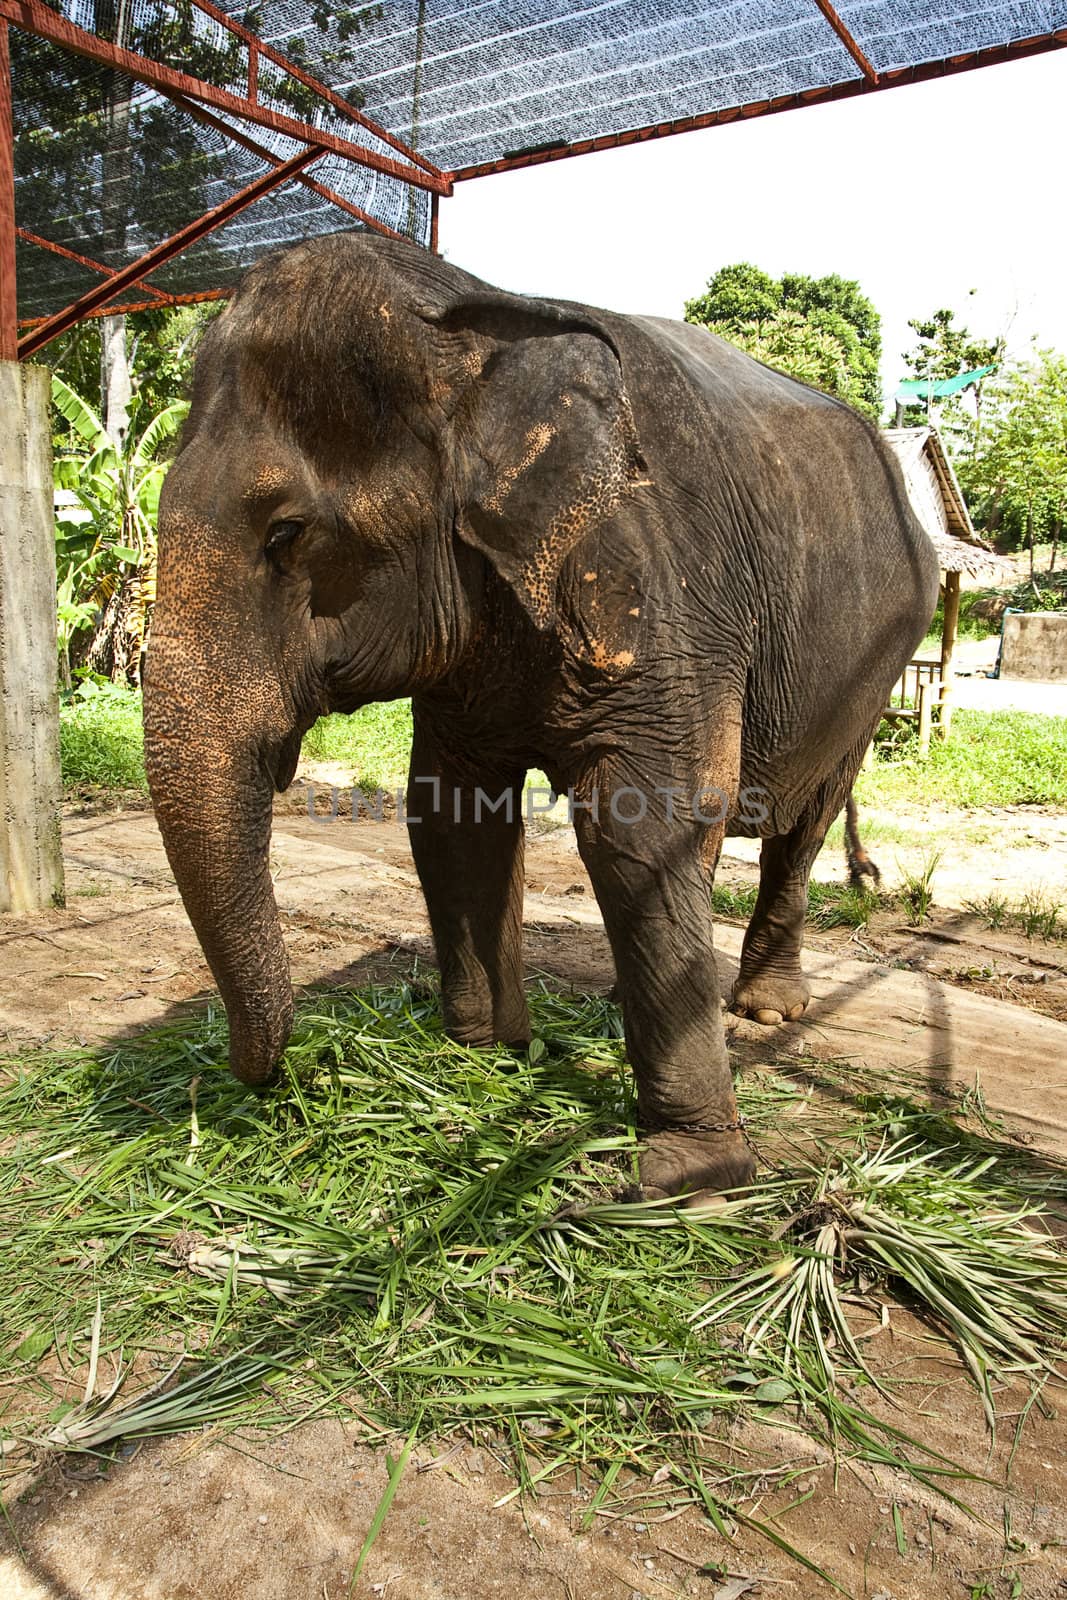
[883,427,1010,741]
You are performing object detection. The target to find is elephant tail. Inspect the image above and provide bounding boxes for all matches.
[844,793,881,891]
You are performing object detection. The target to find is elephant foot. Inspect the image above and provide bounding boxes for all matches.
[634,1124,756,1201]
[730,967,810,1027]
[447,1024,532,1051]
[443,993,531,1051]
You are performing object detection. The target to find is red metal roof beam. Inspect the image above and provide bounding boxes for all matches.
[19,287,230,327]
[450,28,1067,183]
[168,92,417,246]
[811,0,879,85]
[0,0,451,196]
[18,145,324,358]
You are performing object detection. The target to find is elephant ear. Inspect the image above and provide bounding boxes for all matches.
[428,295,647,628]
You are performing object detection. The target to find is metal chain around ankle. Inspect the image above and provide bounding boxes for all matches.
[647,1113,758,1160]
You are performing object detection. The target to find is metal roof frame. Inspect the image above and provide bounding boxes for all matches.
[2,3,1065,360]
[0,0,450,358]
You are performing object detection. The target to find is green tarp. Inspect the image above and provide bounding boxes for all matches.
[895,366,997,400]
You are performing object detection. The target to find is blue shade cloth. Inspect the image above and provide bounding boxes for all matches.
[13,2,1067,321]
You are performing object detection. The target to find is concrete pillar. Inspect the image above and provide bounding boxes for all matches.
[0,360,64,912]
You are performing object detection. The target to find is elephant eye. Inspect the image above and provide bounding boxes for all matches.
[265,518,304,554]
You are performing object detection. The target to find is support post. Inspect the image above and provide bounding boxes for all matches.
[917,681,932,759]
[0,20,15,360]
[939,569,960,738]
[0,361,64,912]
[0,21,59,910]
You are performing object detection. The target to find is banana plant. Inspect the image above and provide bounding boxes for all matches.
[52,375,188,686]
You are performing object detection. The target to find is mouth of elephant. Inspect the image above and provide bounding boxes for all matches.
[271,730,303,792]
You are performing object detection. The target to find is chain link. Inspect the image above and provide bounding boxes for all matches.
[646,1113,759,1162]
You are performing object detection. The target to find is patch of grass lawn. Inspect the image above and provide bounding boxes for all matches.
[57,692,1067,818]
[59,681,147,791]
[859,710,1067,810]
[57,689,416,797]
[300,702,414,790]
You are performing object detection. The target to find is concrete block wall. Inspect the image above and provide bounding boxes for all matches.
[1000,611,1067,683]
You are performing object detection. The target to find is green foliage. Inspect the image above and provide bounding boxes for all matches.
[687,261,782,330]
[57,693,417,796]
[899,850,941,925]
[684,263,882,417]
[713,879,881,930]
[14,5,230,279]
[255,4,384,111]
[62,691,1067,820]
[52,375,187,685]
[710,882,759,919]
[12,3,379,298]
[300,702,415,790]
[44,303,220,443]
[902,307,1002,389]
[124,303,222,418]
[956,351,1067,555]
[919,560,1067,657]
[897,307,1003,451]
[970,890,1064,943]
[861,710,1067,809]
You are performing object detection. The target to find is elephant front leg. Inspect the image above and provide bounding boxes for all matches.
[406,716,530,1049]
[574,799,754,1200]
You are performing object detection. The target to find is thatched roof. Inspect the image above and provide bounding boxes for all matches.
[883,427,1012,578]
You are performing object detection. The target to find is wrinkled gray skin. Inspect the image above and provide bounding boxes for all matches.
[144,234,938,1199]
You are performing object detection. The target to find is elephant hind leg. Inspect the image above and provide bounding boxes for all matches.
[730,754,865,1026]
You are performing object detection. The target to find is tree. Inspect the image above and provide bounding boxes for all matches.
[958,351,1067,575]
[52,375,188,687]
[898,307,1003,453]
[684,263,882,418]
[48,303,219,451]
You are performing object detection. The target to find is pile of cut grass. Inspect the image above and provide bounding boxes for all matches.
[3,986,1065,1575]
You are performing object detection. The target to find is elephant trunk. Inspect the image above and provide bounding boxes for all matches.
[144,647,296,1087]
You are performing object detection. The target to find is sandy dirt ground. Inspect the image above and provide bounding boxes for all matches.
[2,789,1067,1600]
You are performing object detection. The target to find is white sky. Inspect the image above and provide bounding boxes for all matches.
[438,48,1067,406]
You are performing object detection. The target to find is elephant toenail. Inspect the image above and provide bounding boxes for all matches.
[787,1003,806,1020]
[753,1007,783,1025]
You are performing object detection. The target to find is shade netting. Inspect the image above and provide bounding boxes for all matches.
[12,1,1067,324]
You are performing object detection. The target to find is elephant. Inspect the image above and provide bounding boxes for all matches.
[143,233,938,1200]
